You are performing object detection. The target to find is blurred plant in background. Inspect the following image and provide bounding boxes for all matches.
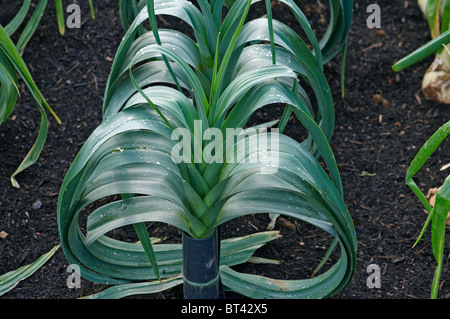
[393,0,450,104]
[405,120,450,299]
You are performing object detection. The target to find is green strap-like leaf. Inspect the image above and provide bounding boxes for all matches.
[132,222,161,281]
[441,0,450,34]
[404,120,450,299]
[10,112,49,188]
[0,245,60,297]
[88,0,95,19]
[406,120,450,247]
[4,0,32,36]
[81,231,280,299]
[55,0,65,35]
[57,0,355,299]
[220,257,346,299]
[0,25,60,122]
[16,0,49,54]
[0,50,19,123]
[234,18,335,145]
[0,25,61,187]
[426,0,441,39]
[82,275,184,299]
[393,29,450,72]
[429,177,450,299]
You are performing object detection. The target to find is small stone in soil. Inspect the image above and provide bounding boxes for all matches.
[32,200,43,210]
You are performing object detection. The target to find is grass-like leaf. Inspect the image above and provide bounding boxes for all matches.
[0,25,61,187]
[393,29,450,72]
[15,0,49,54]
[405,120,450,298]
[0,245,60,297]
[82,231,281,298]
[55,0,65,35]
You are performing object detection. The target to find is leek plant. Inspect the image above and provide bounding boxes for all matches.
[393,0,450,104]
[1,0,61,188]
[394,1,450,298]
[0,0,129,297]
[0,1,64,297]
[406,120,450,299]
[0,245,60,297]
[0,0,95,186]
[58,0,356,299]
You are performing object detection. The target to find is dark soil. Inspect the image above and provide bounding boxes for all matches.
[1,0,450,300]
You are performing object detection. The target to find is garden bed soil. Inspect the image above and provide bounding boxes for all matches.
[1,0,450,300]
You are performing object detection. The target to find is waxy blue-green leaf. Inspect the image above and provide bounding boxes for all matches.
[4,0,32,35]
[220,254,346,299]
[83,275,184,299]
[105,0,209,106]
[82,231,280,298]
[58,0,355,299]
[234,18,335,143]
